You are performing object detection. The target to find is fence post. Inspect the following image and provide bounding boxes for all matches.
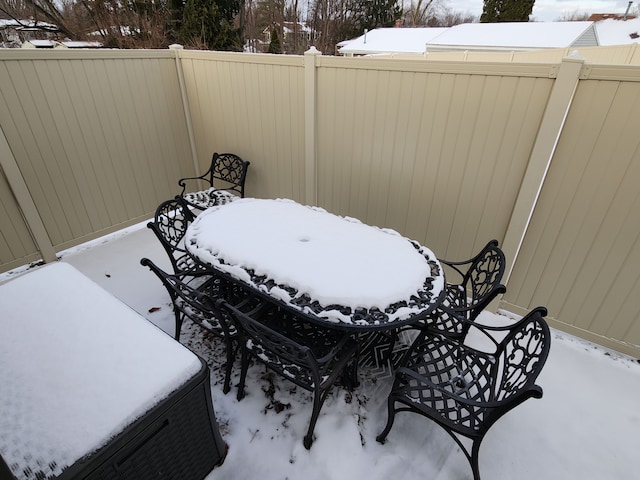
[304,46,321,206]
[170,44,200,177]
[0,126,57,264]
[501,54,586,286]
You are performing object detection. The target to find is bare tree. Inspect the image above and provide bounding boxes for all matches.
[555,10,590,21]
[0,0,30,18]
[435,5,478,26]
[1,0,80,38]
[401,0,436,26]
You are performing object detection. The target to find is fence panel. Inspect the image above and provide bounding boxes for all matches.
[1,48,639,357]
[179,51,306,202]
[0,49,193,258]
[315,57,555,262]
[504,65,640,356]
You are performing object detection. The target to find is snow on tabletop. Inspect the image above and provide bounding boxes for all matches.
[185,198,443,314]
[0,262,201,480]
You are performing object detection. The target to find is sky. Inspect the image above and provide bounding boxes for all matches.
[446,0,637,22]
[2,216,639,480]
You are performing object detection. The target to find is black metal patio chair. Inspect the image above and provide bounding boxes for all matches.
[377,306,551,480]
[216,299,359,449]
[421,239,507,339]
[140,258,244,393]
[146,196,206,277]
[178,152,250,210]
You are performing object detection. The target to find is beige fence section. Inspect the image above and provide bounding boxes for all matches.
[0,47,639,357]
[380,43,640,65]
[504,63,640,356]
[0,49,194,268]
[314,57,556,263]
[178,50,307,202]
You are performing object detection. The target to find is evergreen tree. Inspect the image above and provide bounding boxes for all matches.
[268,27,283,53]
[181,0,242,50]
[480,0,534,22]
[341,0,402,40]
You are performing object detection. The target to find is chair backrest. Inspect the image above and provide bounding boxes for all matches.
[217,300,319,388]
[464,240,507,319]
[140,258,233,338]
[492,306,551,403]
[147,197,195,274]
[211,153,250,197]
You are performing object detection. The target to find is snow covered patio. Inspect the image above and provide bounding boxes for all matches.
[2,221,640,480]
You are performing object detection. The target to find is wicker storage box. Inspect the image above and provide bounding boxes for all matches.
[0,264,226,480]
[61,358,225,480]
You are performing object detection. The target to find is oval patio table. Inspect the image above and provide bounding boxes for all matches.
[184,198,445,332]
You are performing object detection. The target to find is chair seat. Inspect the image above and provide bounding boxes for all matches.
[182,188,239,211]
[178,153,250,207]
[394,333,495,437]
[377,306,550,480]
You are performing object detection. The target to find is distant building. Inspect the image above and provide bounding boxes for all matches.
[588,14,636,21]
[337,21,640,57]
[425,22,598,53]
[1,19,58,48]
[261,22,319,54]
[337,28,448,56]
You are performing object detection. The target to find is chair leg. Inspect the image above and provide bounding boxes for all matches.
[376,397,397,443]
[222,339,236,394]
[236,349,249,401]
[174,311,183,341]
[470,438,483,480]
[303,388,330,449]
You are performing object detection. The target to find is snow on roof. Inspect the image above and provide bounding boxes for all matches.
[60,41,103,48]
[336,21,640,56]
[0,19,57,29]
[338,27,449,54]
[428,21,595,50]
[596,17,640,45]
[21,39,58,48]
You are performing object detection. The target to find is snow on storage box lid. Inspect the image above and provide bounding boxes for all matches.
[0,262,202,480]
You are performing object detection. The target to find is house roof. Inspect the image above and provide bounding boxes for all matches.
[338,20,640,56]
[589,13,637,21]
[21,39,58,48]
[426,21,597,51]
[337,27,448,55]
[595,17,640,44]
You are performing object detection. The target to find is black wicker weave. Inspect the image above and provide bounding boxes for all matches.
[217,300,359,449]
[72,359,224,480]
[178,153,250,210]
[2,359,226,480]
[377,306,551,480]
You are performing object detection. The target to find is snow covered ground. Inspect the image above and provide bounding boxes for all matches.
[2,221,640,480]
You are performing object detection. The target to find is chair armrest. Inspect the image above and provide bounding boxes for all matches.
[438,258,472,281]
[178,172,214,195]
[396,365,542,409]
[314,332,358,365]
